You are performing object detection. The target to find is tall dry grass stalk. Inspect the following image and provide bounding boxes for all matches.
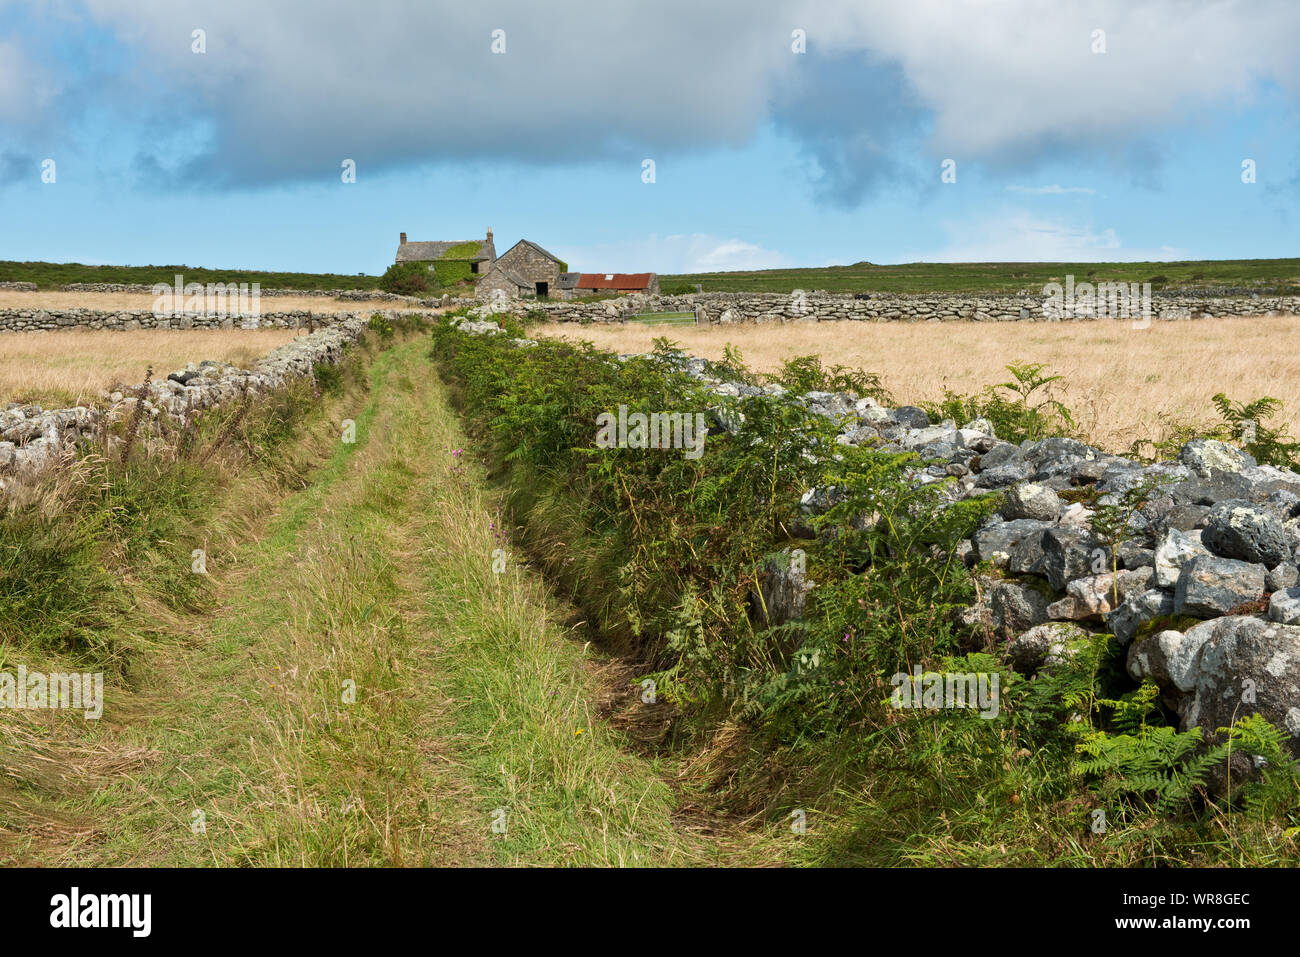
[0,328,301,407]
[532,315,1300,452]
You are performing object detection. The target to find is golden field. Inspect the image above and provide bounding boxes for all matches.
[0,289,408,314]
[0,328,302,406]
[531,316,1300,453]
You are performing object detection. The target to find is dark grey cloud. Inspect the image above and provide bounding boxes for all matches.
[770,51,927,206]
[73,0,799,187]
[0,149,34,184]
[0,0,1295,204]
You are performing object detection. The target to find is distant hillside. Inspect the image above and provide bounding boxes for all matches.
[660,258,1300,295]
[0,261,384,292]
[7,257,1300,297]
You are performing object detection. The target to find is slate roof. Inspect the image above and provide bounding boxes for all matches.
[576,273,655,290]
[503,239,565,264]
[396,239,494,263]
[556,272,580,289]
[483,264,533,289]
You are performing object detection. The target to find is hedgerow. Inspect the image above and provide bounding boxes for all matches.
[429,317,1300,865]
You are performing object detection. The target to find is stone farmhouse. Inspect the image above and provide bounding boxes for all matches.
[396,228,656,299]
[395,229,496,278]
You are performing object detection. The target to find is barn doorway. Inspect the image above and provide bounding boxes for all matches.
[536,281,549,298]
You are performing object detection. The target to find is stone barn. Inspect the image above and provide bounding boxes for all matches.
[574,273,660,296]
[476,264,534,300]
[484,239,569,298]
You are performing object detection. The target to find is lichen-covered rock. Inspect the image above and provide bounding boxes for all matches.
[1174,554,1266,617]
[1105,587,1177,644]
[972,519,1051,567]
[753,550,814,627]
[1154,527,1209,589]
[975,442,1023,471]
[1269,587,1300,625]
[989,580,1052,638]
[1179,439,1255,476]
[1127,622,1216,694]
[1267,562,1300,592]
[1201,499,1291,567]
[1048,567,1153,621]
[1171,470,1259,507]
[1115,541,1156,570]
[1175,616,1300,794]
[889,406,930,429]
[1001,482,1062,522]
[1007,622,1089,672]
[1042,526,1102,592]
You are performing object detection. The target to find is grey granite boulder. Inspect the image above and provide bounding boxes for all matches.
[1201,499,1291,567]
[1007,622,1090,672]
[1105,587,1177,645]
[1268,586,1300,625]
[1042,527,1104,592]
[1174,554,1266,617]
[1001,482,1062,522]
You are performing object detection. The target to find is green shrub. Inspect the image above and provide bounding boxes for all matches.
[1212,393,1300,469]
[380,262,432,296]
[924,361,1075,442]
[429,323,1300,863]
[1130,392,1300,470]
[768,354,892,403]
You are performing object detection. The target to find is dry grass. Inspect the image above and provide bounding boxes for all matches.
[0,328,302,406]
[0,290,408,314]
[532,316,1300,452]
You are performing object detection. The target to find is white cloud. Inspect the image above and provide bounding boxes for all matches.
[790,0,1300,162]
[553,234,787,274]
[0,39,53,123]
[904,210,1185,262]
[71,0,797,184]
[6,0,1299,194]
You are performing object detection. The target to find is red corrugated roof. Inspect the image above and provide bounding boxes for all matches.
[576,273,653,290]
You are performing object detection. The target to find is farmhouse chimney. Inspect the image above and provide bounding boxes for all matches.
[486,227,493,243]
[399,232,407,245]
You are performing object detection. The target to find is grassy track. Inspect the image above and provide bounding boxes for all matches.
[2,338,765,866]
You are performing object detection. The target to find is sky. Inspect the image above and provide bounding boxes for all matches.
[0,0,1297,275]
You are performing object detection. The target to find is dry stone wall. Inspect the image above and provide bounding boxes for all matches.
[451,315,1300,790]
[0,301,449,333]
[462,290,1300,324]
[0,308,348,332]
[53,282,440,305]
[11,287,1296,329]
[0,309,404,491]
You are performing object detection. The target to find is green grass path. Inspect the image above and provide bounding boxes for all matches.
[42,339,750,866]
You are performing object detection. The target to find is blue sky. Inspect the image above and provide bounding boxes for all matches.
[1,0,1297,275]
